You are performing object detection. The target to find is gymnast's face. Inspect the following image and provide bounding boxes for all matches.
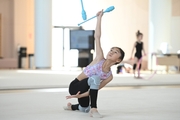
[106,47,121,63]
[137,35,143,41]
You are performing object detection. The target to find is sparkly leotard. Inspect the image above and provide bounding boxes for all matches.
[83,59,112,80]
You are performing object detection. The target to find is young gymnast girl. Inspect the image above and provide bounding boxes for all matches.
[131,30,146,78]
[64,10,125,118]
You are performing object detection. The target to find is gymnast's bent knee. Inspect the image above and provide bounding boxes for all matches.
[87,75,101,90]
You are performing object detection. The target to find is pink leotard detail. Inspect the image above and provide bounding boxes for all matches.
[83,59,112,80]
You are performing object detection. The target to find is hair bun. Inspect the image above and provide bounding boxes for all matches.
[136,30,140,35]
[136,30,143,37]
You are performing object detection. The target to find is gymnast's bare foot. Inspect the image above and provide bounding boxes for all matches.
[63,102,72,110]
[90,108,103,118]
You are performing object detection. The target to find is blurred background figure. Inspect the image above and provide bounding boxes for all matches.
[130,30,146,78]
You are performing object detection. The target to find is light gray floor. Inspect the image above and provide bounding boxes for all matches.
[0,86,180,120]
[0,70,180,120]
[0,70,180,89]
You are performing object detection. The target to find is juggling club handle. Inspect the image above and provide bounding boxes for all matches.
[78,6,115,26]
[80,0,87,20]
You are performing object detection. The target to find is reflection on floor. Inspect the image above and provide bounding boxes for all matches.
[0,86,180,120]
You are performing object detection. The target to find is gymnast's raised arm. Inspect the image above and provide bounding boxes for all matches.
[94,10,104,61]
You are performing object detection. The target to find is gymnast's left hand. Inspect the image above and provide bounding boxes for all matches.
[66,91,80,99]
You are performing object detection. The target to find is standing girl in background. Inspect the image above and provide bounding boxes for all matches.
[64,10,125,118]
[131,30,146,78]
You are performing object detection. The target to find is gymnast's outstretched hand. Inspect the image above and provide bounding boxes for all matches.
[96,9,103,18]
[66,91,80,99]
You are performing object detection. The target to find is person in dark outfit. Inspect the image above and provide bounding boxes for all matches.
[117,63,125,74]
[117,63,132,74]
[131,30,146,78]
